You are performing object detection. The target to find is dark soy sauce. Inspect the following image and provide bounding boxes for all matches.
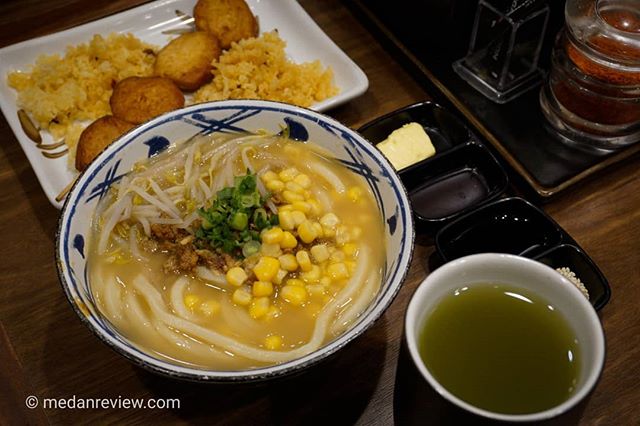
[410,168,489,219]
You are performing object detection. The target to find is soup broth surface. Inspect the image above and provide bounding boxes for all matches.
[419,283,581,415]
[90,134,385,370]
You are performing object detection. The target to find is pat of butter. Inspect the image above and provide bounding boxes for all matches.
[377,122,435,170]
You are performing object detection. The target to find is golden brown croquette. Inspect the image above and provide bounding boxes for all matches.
[154,32,222,91]
[75,115,134,171]
[110,76,185,124]
[194,0,258,50]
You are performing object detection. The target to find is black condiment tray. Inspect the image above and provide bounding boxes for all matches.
[358,101,509,234]
[358,102,610,311]
[435,197,611,310]
[348,0,640,198]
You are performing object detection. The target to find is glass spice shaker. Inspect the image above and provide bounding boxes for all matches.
[539,0,640,150]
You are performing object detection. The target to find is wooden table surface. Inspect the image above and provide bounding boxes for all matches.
[0,1,638,425]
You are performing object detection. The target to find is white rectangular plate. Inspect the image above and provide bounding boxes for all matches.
[0,0,368,209]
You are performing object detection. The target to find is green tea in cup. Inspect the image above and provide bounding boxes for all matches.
[418,283,580,415]
[405,253,605,423]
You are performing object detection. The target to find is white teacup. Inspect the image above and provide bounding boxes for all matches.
[404,253,605,423]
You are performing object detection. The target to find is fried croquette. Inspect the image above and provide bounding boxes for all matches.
[75,115,134,171]
[194,0,258,49]
[110,76,185,124]
[154,32,221,91]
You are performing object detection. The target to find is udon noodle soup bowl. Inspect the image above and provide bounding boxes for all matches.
[56,100,414,382]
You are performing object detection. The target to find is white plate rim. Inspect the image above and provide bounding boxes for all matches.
[0,0,368,209]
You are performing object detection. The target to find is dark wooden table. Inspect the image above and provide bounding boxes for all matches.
[0,1,638,424]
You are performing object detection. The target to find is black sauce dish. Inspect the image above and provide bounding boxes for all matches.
[358,101,508,234]
[533,244,611,311]
[435,197,611,310]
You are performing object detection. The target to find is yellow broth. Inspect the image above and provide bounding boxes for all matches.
[89,135,385,370]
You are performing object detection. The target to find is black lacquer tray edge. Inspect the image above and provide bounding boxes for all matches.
[348,0,640,199]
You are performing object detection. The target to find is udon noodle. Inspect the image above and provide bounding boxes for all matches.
[89,132,385,370]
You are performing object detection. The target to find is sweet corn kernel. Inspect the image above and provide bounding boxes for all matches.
[342,243,358,257]
[312,222,324,238]
[296,250,312,272]
[253,257,280,282]
[274,268,288,285]
[283,190,304,203]
[306,284,326,297]
[322,226,336,238]
[284,278,305,287]
[307,198,322,217]
[320,213,340,229]
[264,335,283,350]
[279,204,294,212]
[320,276,331,287]
[184,294,200,310]
[335,226,351,245]
[279,254,298,271]
[262,227,284,244]
[310,244,330,263]
[280,285,308,306]
[298,221,318,244]
[328,262,350,280]
[279,167,298,182]
[278,210,295,230]
[330,250,346,262]
[261,170,278,182]
[301,265,322,283]
[294,173,311,189]
[291,201,311,214]
[265,179,284,192]
[226,267,248,287]
[286,181,305,194]
[260,242,282,257]
[249,297,270,319]
[291,210,307,226]
[347,186,363,202]
[252,281,274,297]
[232,288,252,306]
[199,300,220,316]
[280,231,298,249]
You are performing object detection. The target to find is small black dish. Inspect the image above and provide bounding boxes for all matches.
[358,101,508,233]
[435,197,565,262]
[533,244,611,311]
[401,143,508,233]
[357,101,474,155]
[435,197,611,310]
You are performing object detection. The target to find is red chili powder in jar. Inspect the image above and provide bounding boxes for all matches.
[551,8,640,126]
[566,36,640,86]
[601,8,640,33]
[566,6,640,85]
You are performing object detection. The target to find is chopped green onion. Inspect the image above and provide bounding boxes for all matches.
[194,172,277,258]
[230,212,248,230]
[242,240,261,258]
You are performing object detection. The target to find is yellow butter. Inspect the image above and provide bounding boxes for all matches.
[377,122,435,170]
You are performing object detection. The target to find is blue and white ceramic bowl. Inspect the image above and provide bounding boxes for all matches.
[56,99,415,382]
